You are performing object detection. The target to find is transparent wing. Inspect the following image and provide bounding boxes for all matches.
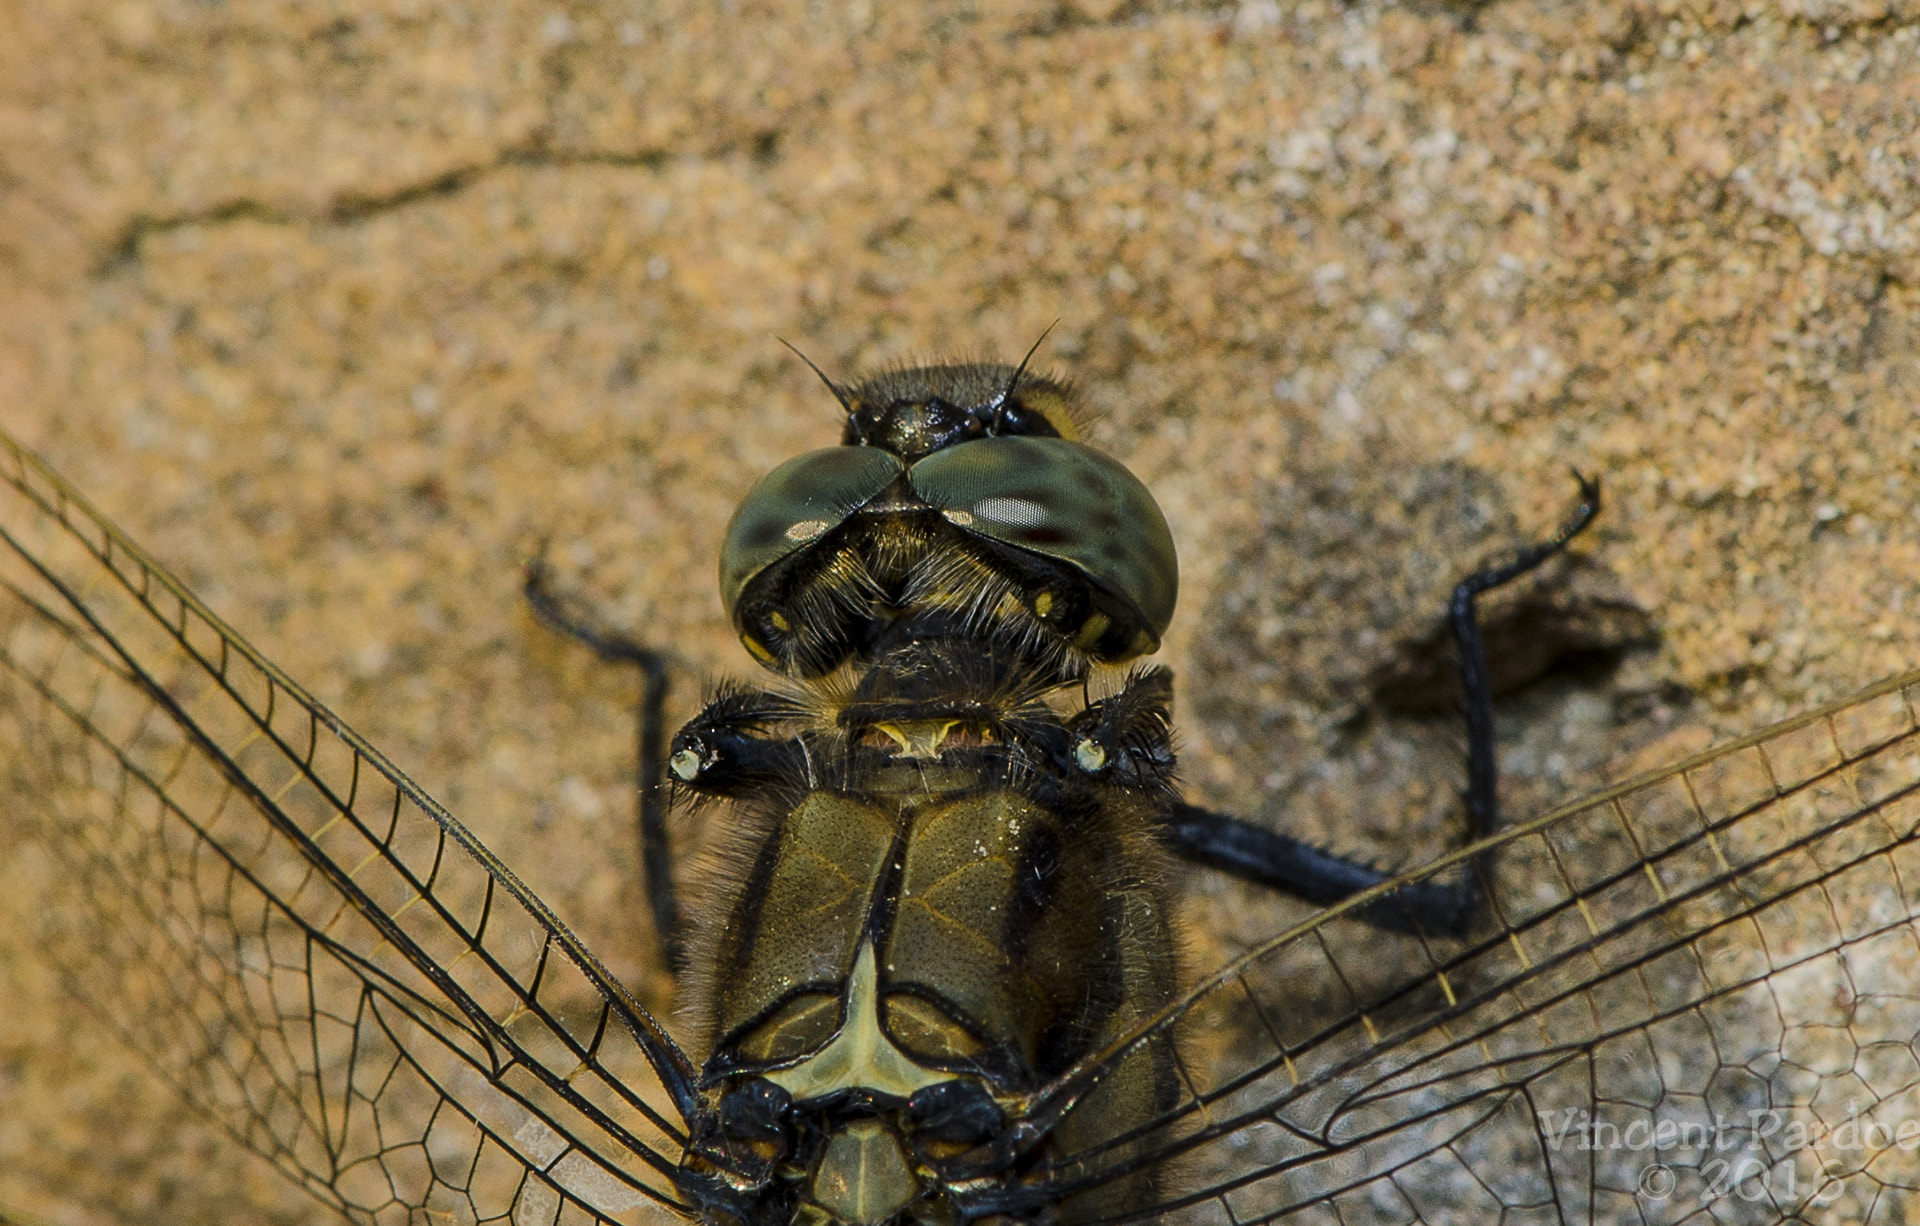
[1040,673,1920,1224]
[0,430,701,1226]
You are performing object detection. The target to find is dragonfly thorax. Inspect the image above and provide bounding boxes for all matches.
[672,645,1185,1224]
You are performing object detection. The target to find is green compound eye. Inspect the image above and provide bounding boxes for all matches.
[908,436,1178,651]
[719,446,905,621]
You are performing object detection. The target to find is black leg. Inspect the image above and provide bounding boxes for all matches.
[1160,804,1479,934]
[1451,470,1602,843]
[524,555,685,972]
[1164,472,1602,936]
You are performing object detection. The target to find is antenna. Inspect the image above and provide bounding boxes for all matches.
[992,320,1059,422]
[776,337,853,411]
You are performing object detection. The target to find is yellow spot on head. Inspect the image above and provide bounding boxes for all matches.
[742,633,778,666]
[1021,388,1079,440]
[769,609,791,632]
[1072,611,1111,648]
[1033,591,1054,618]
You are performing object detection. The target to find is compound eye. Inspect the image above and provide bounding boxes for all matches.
[907,437,1177,658]
[718,446,905,622]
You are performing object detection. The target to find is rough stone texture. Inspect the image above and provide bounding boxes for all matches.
[0,0,1915,1222]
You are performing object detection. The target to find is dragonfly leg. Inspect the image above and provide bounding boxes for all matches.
[524,554,685,972]
[1164,472,1602,937]
[1452,471,1602,842]
[1159,804,1476,934]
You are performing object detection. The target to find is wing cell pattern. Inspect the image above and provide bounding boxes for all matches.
[1042,672,1920,1224]
[0,434,695,1226]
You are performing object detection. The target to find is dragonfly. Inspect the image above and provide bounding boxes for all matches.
[0,376,1916,1225]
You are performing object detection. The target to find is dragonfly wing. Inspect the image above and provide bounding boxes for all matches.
[0,432,699,1226]
[1034,671,1920,1225]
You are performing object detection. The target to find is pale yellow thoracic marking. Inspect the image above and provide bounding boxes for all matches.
[765,942,947,1101]
[872,720,960,760]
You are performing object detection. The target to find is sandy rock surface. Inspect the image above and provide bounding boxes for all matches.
[1,1,1916,1221]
